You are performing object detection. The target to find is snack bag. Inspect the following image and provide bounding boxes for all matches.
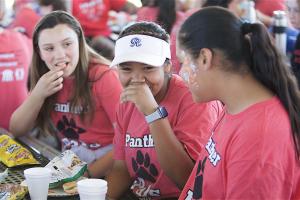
[0,184,28,200]
[0,135,39,167]
[45,150,87,188]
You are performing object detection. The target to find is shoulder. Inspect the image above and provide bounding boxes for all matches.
[230,97,291,141]
[168,74,190,93]
[88,63,111,80]
[163,74,195,107]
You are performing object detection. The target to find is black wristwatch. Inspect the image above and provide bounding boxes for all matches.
[145,106,168,124]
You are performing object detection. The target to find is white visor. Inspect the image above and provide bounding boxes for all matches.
[110,34,171,67]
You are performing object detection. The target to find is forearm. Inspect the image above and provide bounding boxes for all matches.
[106,160,132,199]
[9,93,45,137]
[149,118,194,189]
[87,150,114,178]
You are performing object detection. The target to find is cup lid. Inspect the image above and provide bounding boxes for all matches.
[24,167,51,177]
[77,179,107,192]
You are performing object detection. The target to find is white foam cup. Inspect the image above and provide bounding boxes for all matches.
[23,167,51,200]
[77,179,108,200]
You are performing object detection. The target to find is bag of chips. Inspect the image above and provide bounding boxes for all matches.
[0,184,28,200]
[0,135,39,167]
[45,150,87,188]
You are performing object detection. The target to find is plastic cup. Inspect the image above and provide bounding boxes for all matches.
[24,167,51,200]
[77,179,107,200]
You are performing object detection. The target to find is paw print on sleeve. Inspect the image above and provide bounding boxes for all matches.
[193,157,207,199]
[56,115,86,140]
[132,150,159,183]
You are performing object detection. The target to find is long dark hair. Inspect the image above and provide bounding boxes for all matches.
[153,0,176,34]
[119,21,170,42]
[38,0,67,11]
[178,7,300,158]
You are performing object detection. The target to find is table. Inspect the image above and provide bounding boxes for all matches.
[0,135,139,200]
[0,136,80,200]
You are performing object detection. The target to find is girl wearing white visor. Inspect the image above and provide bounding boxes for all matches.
[106,22,223,199]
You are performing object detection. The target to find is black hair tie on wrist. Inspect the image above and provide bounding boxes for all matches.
[241,22,252,35]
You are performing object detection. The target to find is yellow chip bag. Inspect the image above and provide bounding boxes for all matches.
[0,184,28,200]
[0,135,39,167]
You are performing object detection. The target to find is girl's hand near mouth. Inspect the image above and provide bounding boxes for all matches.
[31,66,65,101]
[120,82,158,115]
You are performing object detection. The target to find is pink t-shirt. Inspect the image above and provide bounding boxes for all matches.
[114,74,222,199]
[72,0,126,37]
[51,63,122,150]
[137,7,186,74]
[0,29,32,130]
[179,97,300,200]
[255,0,286,17]
[10,6,40,38]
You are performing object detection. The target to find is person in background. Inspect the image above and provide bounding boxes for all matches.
[290,0,300,87]
[202,0,250,19]
[10,0,68,38]
[9,11,122,170]
[137,0,186,74]
[286,0,300,30]
[10,0,40,38]
[71,0,137,60]
[260,0,299,57]
[255,0,286,27]
[177,7,300,199]
[0,0,32,130]
[38,0,69,16]
[255,0,285,17]
[106,21,222,199]
[202,0,297,57]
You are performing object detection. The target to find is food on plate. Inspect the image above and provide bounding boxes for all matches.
[62,180,77,194]
[0,183,28,200]
[0,135,39,167]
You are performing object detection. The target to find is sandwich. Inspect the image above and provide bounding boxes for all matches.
[62,181,77,194]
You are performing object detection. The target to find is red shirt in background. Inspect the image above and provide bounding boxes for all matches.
[255,0,286,16]
[137,7,186,74]
[10,6,40,38]
[0,29,32,129]
[72,0,126,37]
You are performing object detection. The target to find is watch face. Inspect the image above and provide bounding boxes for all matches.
[158,107,168,118]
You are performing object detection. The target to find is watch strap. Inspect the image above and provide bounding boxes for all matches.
[145,106,168,124]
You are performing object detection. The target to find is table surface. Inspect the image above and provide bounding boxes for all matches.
[0,135,139,200]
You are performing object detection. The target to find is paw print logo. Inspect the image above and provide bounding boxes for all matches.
[193,157,207,199]
[132,150,158,183]
[56,115,86,140]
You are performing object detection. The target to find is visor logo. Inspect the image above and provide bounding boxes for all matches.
[130,37,142,47]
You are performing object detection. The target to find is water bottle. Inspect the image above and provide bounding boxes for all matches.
[241,0,256,23]
[273,10,287,55]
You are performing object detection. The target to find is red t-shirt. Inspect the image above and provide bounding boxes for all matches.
[10,6,40,38]
[137,7,186,74]
[179,97,300,200]
[72,0,126,37]
[51,63,122,150]
[0,29,32,130]
[255,0,286,17]
[114,74,222,199]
